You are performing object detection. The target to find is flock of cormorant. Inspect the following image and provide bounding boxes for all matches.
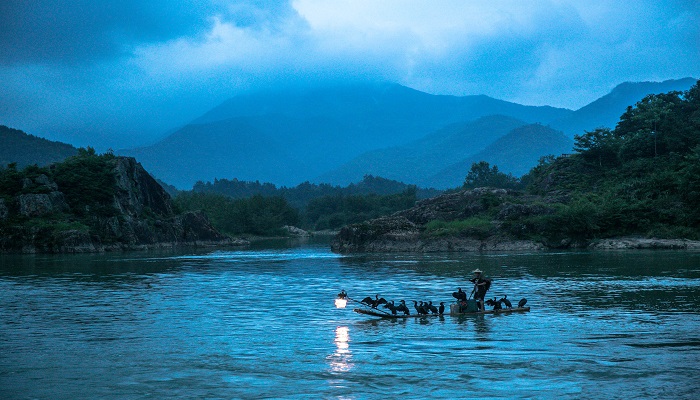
[359,296,445,316]
[353,292,528,315]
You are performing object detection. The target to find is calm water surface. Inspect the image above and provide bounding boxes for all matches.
[1,239,699,399]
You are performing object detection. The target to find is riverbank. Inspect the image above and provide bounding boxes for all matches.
[330,187,700,253]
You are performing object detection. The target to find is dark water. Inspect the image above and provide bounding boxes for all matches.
[2,239,700,399]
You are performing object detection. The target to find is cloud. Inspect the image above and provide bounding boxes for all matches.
[0,0,697,149]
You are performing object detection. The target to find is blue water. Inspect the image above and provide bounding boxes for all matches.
[1,240,699,399]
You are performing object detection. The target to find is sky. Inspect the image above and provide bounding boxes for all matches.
[1,0,698,150]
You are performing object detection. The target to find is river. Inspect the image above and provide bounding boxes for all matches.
[1,239,699,399]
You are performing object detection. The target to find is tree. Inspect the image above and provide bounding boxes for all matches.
[573,128,620,167]
[463,161,520,189]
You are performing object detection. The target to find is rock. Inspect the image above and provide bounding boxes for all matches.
[588,238,700,250]
[178,211,231,243]
[331,187,557,253]
[112,157,173,217]
[18,192,68,217]
[282,225,310,237]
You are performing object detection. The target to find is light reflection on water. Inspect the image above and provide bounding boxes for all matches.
[1,245,700,399]
[328,326,353,373]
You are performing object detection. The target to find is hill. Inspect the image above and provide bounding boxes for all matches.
[424,124,574,189]
[331,81,700,252]
[317,115,527,186]
[1,125,78,167]
[0,150,232,253]
[550,78,697,137]
[122,83,572,188]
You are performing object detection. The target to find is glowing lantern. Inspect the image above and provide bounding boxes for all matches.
[335,290,348,308]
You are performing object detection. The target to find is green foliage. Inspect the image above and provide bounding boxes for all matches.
[522,81,700,240]
[304,188,417,230]
[174,192,299,236]
[463,161,521,189]
[573,128,620,167]
[193,174,439,209]
[424,217,493,239]
[50,148,118,217]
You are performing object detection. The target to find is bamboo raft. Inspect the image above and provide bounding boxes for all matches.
[353,305,530,319]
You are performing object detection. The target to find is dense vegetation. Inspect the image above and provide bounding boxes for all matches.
[171,175,432,233]
[522,82,700,240]
[0,149,123,246]
[191,175,439,208]
[175,181,420,233]
[448,82,700,242]
[174,193,300,236]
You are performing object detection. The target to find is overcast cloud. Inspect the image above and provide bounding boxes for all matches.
[0,0,698,149]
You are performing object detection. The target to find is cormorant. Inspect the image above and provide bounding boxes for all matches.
[383,300,398,315]
[499,295,512,309]
[438,302,445,315]
[361,294,387,308]
[396,300,410,315]
[486,297,502,310]
[452,288,467,302]
[426,301,438,314]
[413,301,427,315]
[518,298,527,308]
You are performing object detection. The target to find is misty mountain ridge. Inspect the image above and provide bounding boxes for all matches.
[117,78,696,189]
[316,115,527,185]
[425,124,574,189]
[1,125,78,167]
[551,78,697,137]
[122,82,573,188]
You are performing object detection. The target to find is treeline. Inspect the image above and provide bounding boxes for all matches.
[191,175,440,208]
[521,81,700,240]
[174,186,420,235]
[171,175,438,235]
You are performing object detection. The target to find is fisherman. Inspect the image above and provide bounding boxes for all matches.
[469,269,491,311]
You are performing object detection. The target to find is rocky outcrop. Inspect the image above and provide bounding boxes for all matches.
[0,156,238,253]
[331,187,699,253]
[588,238,700,250]
[18,192,69,217]
[282,225,310,237]
[332,188,548,253]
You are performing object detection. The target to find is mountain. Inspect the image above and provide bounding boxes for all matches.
[425,124,574,189]
[550,78,697,137]
[317,115,527,186]
[1,125,78,167]
[122,83,572,188]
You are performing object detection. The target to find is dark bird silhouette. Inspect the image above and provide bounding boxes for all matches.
[413,301,427,315]
[499,295,512,309]
[438,302,445,315]
[518,298,527,308]
[361,295,387,309]
[396,300,410,315]
[426,301,438,314]
[383,300,398,315]
[452,288,467,302]
[486,297,502,310]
